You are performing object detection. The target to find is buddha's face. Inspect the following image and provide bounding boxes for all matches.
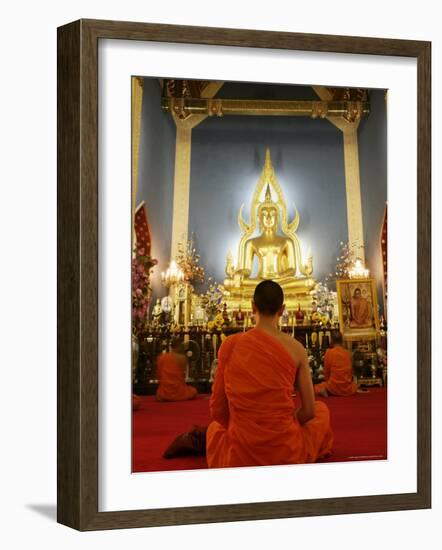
[259,206,278,231]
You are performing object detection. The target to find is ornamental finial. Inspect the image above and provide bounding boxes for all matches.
[264,184,272,202]
[265,148,272,168]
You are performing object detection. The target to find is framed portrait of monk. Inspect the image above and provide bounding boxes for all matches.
[336,278,380,340]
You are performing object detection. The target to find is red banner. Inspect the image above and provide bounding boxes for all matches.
[134,202,151,254]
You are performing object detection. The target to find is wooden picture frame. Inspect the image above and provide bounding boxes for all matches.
[57,19,431,530]
[336,278,380,341]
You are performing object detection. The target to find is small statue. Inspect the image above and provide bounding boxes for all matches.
[161,295,173,325]
[234,304,245,327]
[194,305,206,326]
[225,250,235,278]
[326,302,334,321]
[152,298,162,326]
[281,307,289,326]
[222,302,230,326]
[295,303,305,325]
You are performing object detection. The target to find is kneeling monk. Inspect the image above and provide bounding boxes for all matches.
[156,338,197,402]
[206,280,333,468]
[314,331,357,397]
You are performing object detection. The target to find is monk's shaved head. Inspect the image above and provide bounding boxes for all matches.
[171,337,184,353]
[331,331,343,345]
[253,280,284,316]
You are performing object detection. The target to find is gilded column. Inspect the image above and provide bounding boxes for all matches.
[341,124,365,262]
[170,124,192,258]
[313,86,365,261]
[169,82,224,259]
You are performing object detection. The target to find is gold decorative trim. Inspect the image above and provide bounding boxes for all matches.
[162,97,369,120]
[131,77,144,223]
[314,85,365,259]
[169,82,224,258]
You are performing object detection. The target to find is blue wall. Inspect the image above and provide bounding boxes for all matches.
[359,89,387,314]
[136,79,176,305]
[189,115,347,286]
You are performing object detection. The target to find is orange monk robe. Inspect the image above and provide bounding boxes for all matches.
[156,352,197,402]
[350,297,371,327]
[206,328,333,468]
[315,346,357,396]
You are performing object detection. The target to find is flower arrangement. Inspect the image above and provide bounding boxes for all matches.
[207,313,225,332]
[311,281,336,321]
[176,237,205,285]
[200,277,223,319]
[214,313,225,329]
[132,243,157,336]
[311,311,322,324]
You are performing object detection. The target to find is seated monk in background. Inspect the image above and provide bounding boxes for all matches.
[156,338,198,402]
[206,280,333,468]
[314,331,357,397]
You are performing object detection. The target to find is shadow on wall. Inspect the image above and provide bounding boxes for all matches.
[25,504,57,522]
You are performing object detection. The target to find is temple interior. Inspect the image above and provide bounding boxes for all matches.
[131,77,388,470]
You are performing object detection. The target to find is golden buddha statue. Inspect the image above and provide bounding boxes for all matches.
[223,149,317,311]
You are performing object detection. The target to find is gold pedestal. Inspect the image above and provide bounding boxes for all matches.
[222,276,317,313]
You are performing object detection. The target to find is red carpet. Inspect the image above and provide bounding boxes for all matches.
[132,388,387,472]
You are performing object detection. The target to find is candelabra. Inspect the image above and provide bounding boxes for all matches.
[348,258,370,279]
[161,260,184,287]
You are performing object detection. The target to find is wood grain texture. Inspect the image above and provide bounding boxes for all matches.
[57,20,81,529]
[57,19,431,531]
[83,18,428,57]
[416,41,431,507]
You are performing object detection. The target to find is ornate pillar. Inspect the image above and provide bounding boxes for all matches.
[341,123,365,262]
[171,123,192,258]
[170,82,224,259]
[313,86,365,262]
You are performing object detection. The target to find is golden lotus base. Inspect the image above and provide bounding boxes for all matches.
[222,277,317,313]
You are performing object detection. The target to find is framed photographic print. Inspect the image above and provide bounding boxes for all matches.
[336,278,380,340]
[57,19,431,531]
